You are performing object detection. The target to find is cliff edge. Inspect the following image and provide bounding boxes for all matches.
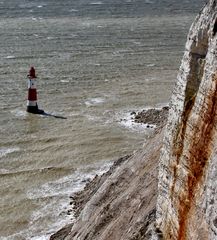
[51,1,217,239]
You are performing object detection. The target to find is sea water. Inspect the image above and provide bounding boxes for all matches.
[0,0,206,239]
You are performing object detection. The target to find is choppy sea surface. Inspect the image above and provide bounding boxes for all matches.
[0,0,206,239]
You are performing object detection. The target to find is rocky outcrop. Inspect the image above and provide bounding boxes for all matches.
[134,107,169,128]
[156,1,217,239]
[51,1,217,239]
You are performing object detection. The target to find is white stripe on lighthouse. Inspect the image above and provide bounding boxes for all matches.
[28,79,36,89]
[27,100,37,106]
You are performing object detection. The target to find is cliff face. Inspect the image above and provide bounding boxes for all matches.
[156,1,217,239]
[51,1,217,239]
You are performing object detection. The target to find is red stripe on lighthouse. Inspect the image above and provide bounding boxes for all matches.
[28,88,37,101]
[29,66,36,79]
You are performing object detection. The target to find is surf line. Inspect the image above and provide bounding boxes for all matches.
[26,67,67,119]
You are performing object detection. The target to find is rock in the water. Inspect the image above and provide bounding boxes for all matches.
[134,107,169,128]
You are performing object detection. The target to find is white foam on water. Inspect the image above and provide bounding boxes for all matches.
[19,3,40,8]
[79,161,112,173]
[11,109,27,118]
[84,97,105,107]
[156,102,169,109]
[0,147,20,159]
[117,105,169,132]
[69,9,79,12]
[0,168,10,174]
[23,161,112,239]
[147,63,156,67]
[37,5,43,8]
[90,1,103,5]
[28,198,72,236]
[84,114,103,123]
[31,236,48,240]
[117,110,156,132]
[26,162,112,201]
[60,80,69,83]
[5,55,15,59]
[27,174,82,200]
[67,112,80,117]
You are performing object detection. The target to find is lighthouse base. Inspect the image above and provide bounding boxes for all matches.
[27,106,44,114]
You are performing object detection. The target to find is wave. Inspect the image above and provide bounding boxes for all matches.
[0,166,72,178]
[26,162,111,200]
[21,162,112,239]
[4,55,15,59]
[0,147,20,159]
[10,109,27,118]
[117,109,156,132]
[84,97,105,107]
[69,9,79,12]
[60,80,69,83]
[90,1,103,5]
[0,162,111,240]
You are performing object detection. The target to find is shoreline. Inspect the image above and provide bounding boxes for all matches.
[50,106,168,239]
[50,155,131,240]
[118,106,169,132]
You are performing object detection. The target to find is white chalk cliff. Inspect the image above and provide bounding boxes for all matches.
[50,1,217,239]
[157,0,217,239]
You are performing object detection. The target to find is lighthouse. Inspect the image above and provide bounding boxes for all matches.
[26,67,44,114]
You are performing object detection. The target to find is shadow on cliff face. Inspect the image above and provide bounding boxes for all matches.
[176,73,217,240]
[169,31,209,240]
[172,22,208,170]
[170,25,209,211]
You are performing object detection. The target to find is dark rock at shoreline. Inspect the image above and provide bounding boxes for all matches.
[134,106,169,128]
[50,223,73,240]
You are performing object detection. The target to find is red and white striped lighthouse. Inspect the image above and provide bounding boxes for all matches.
[26,67,44,114]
